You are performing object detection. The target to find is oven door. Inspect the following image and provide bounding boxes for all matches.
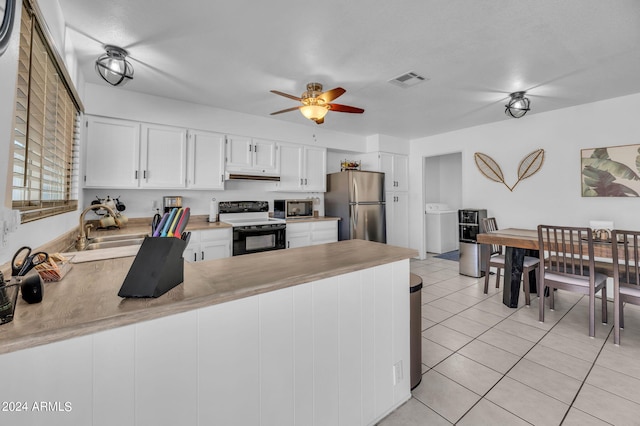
[233,224,286,256]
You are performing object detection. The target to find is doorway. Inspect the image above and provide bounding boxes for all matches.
[422,152,462,259]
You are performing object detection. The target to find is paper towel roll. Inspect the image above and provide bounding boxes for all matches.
[209,199,218,222]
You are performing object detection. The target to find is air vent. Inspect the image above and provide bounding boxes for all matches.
[388,71,428,88]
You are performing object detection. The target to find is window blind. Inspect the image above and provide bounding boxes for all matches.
[11,3,80,223]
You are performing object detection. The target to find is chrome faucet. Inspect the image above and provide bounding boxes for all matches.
[76,204,118,250]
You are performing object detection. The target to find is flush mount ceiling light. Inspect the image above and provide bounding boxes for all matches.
[505,91,530,118]
[95,45,134,86]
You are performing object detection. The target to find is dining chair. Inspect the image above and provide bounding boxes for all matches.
[611,229,640,345]
[481,217,540,305]
[538,225,608,337]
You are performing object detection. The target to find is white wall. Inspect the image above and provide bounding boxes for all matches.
[83,84,366,153]
[409,93,640,257]
[366,134,410,155]
[84,184,324,220]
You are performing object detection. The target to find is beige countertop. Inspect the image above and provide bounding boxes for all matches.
[0,240,416,355]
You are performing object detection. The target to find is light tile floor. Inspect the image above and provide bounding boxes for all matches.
[378,254,640,425]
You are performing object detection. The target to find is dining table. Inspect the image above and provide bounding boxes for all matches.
[476,228,616,308]
[476,229,540,308]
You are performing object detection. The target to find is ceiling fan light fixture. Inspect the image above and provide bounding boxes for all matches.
[300,104,329,121]
[95,45,134,86]
[505,91,530,118]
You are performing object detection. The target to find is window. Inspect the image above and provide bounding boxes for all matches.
[11,2,81,223]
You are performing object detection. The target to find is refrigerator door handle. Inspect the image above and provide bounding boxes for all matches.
[350,204,358,235]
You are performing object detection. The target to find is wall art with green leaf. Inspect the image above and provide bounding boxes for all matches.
[581,144,640,197]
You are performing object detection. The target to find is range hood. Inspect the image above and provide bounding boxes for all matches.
[225,172,280,182]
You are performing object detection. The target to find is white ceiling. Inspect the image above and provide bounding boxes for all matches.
[57,0,640,139]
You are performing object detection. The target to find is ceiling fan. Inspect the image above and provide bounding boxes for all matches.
[270,82,364,124]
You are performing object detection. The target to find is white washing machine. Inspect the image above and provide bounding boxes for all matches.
[425,203,458,254]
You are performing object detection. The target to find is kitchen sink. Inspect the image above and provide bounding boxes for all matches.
[84,238,146,250]
[86,232,149,244]
[81,232,148,251]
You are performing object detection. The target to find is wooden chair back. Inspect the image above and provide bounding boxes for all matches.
[537,225,595,277]
[481,217,502,256]
[612,230,640,286]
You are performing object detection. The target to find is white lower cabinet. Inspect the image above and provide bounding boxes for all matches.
[312,221,339,245]
[286,222,312,249]
[0,261,410,426]
[183,228,231,262]
[286,220,338,249]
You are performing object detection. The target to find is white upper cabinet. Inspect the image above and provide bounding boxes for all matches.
[140,124,187,188]
[225,136,279,175]
[225,135,253,169]
[303,146,327,191]
[84,117,188,189]
[278,144,304,191]
[252,139,279,173]
[187,130,225,190]
[276,143,326,192]
[378,153,408,192]
[361,152,408,192]
[84,116,141,188]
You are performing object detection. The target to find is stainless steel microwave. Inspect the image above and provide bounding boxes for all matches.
[274,199,314,218]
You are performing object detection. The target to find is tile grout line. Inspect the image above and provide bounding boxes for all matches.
[558,324,618,426]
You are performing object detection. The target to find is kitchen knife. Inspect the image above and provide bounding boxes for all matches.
[181,231,191,246]
[152,212,170,237]
[160,208,178,237]
[167,208,183,237]
[173,207,190,238]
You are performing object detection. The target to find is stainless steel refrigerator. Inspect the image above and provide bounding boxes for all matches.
[325,170,387,243]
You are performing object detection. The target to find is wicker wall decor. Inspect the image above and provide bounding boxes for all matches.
[474,149,545,192]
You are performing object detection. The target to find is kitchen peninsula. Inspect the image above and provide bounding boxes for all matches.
[0,239,416,426]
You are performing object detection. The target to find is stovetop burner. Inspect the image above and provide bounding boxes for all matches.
[218,201,285,227]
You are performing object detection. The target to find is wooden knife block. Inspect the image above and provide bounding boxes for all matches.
[118,236,187,298]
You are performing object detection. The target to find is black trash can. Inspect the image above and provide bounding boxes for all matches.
[409,273,423,390]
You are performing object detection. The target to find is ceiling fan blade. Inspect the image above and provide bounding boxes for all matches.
[318,87,345,103]
[270,106,301,115]
[270,90,302,101]
[328,103,364,114]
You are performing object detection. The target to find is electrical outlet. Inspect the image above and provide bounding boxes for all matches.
[1,220,8,248]
[152,200,158,211]
[10,210,20,232]
[393,361,403,385]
